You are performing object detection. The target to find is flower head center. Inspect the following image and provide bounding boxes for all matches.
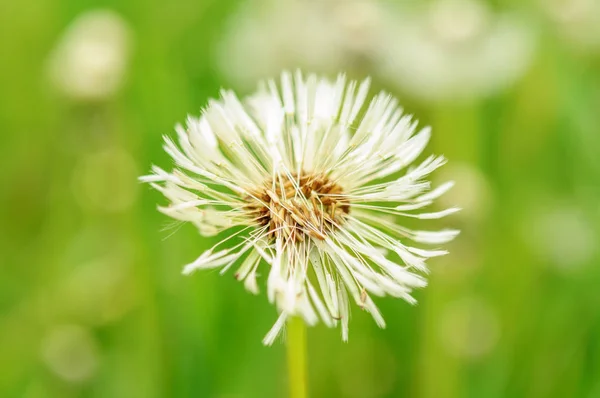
[246,172,350,242]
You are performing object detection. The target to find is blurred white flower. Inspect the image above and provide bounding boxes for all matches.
[523,204,596,272]
[219,0,535,102]
[378,0,536,102]
[41,324,99,383]
[47,9,132,101]
[141,71,459,344]
[540,0,600,53]
[216,0,385,88]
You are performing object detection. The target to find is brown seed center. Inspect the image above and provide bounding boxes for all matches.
[245,172,350,242]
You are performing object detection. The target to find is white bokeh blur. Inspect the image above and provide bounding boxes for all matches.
[522,202,597,272]
[217,0,537,102]
[378,0,536,102]
[47,9,132,101]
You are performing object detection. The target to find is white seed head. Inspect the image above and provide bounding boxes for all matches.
[540,0,600,53]
[47,9,132,101]
[142,71,459,344]
[378,0,536,102]
[215,0,384,88]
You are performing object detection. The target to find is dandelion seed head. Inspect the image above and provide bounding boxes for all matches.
[427,0,490,45]
[378,0,536,102]
[141,71,459,344]
[540,0,600,54]
[47,9,131,101]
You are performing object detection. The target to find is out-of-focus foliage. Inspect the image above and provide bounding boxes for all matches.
[1,0,599,397]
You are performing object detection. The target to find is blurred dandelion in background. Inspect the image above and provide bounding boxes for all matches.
[378,0,536,102]
[218,0,536,103]
[539,0,600,54]
[47,9,132,102]
[216,0,387,87]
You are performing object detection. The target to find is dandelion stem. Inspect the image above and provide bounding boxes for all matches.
[286,316,308,398]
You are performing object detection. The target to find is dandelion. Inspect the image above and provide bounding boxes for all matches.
[377,0,536,102]
[47,9,131,101]
[216,0,385,88]
[539,0,600,54]
[141,71,459,346]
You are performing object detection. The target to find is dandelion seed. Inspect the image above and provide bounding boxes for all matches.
[141,71,459,344]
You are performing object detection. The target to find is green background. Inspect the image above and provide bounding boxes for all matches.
[1,0,599,397]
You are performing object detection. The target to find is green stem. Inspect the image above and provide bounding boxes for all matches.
[286,316,308,398]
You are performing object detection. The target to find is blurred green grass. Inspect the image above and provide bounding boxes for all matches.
[1,0,600,397]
